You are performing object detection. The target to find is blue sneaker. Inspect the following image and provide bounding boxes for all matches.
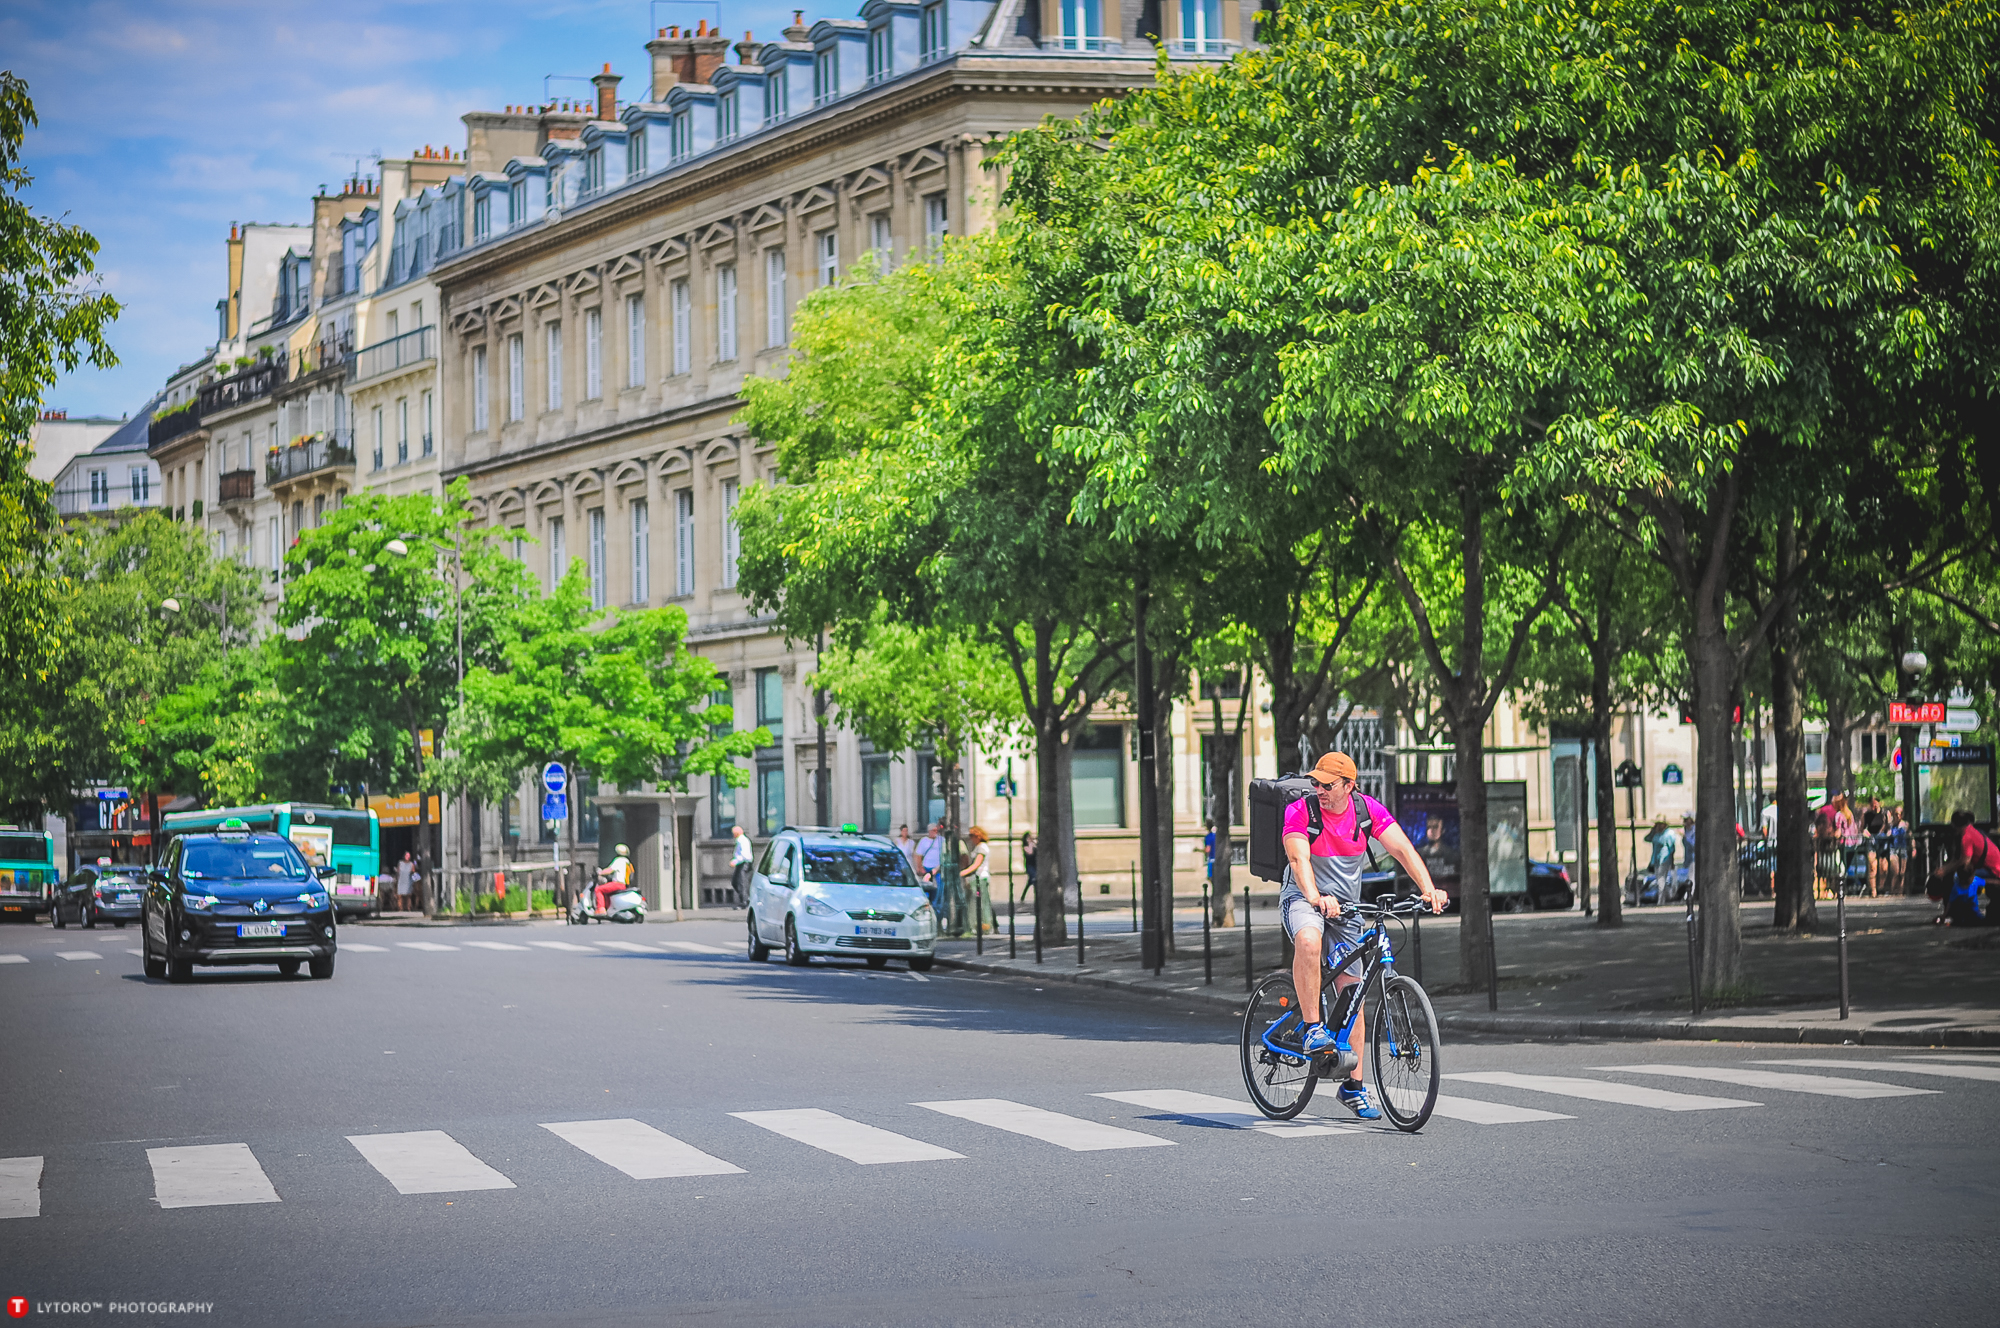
[1300,1022,1338,1055]
[1337,1081,1381,1120]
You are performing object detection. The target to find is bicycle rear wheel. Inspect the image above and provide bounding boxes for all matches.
[1241,972,1317,1120]
[1369,973,1441,1132]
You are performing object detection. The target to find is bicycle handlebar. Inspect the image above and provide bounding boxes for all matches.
[1351,896,1430,918]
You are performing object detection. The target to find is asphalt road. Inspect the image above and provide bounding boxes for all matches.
[3,915,1996,1327]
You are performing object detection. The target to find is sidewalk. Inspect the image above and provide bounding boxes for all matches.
[931,896,2000,1047]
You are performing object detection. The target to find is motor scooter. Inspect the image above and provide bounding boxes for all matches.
[568,884,647,925]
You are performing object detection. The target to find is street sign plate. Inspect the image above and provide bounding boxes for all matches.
[1889,700,1947,725]
[95,788,129,800]
[541,762,567,794]
[542,792,568,821]
[1943,707,1981,732]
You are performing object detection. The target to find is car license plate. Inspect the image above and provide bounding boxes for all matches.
[854,924,897,937]
[237,922,284,938]
[116,893,139,903]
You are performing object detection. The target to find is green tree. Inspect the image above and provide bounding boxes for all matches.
[122,646,287,807]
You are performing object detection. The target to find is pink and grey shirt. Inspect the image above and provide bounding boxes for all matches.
[1280,793,1396,906]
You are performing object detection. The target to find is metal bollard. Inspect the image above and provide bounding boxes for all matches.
[1243,887,1254,993]
[1837,874,1850,1020]
[1130,861,1138,933]
[975,881,983,957]
[1008,875,1017,961]
[1685,887,1702,1019]
[1202,881,1213,985]
[1077,877,1085,967]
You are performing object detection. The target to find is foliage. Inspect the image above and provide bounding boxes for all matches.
[122,646,287,806]
[809,606,1026,766]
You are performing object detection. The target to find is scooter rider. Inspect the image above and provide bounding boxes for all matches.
[595,844,634,915]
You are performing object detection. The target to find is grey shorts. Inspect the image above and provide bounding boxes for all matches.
[1279,886,1366,952]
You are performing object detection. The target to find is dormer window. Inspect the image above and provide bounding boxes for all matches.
[813,45,839,105]
[473,193,492,242]
[509,180,526,226]
[719,90,739,140]
[765,68,790,121]
[920,3,947,61]
[670,111,692,159]
[867,24,892,84]
[1058,0,1103,50]
[583,146,604,194]
[627,130,648,176]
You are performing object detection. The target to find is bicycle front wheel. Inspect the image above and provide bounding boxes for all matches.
[1370,973,1441,1132]
[1241,972,1317,1120]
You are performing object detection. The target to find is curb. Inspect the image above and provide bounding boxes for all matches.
[930,954,2000,1047]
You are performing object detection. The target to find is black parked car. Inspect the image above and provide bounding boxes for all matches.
[51,864,148,929]
[1523,859,1576,911]
[1396,860,1577,913]
[143,826,336,982]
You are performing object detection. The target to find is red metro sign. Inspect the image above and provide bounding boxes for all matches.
[1888,701,1947,725]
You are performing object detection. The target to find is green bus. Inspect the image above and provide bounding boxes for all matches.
[162,804,381,918]
[0,826,57,921]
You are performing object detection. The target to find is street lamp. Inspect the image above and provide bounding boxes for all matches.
[1897,645,1928,837]
[161,592,232,656]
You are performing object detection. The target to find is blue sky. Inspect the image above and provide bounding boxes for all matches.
[10,0,802,420]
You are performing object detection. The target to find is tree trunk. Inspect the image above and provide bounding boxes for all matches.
[1033,717,1068,944]
[1688,603,1741,996]
[1771,543,1816,933]
[1591,609,1624,926]
[1134,588,1164,969]
[1154,687,1176,956]
[1453,714,1493,990]
[1823,695,1852,803]
[1055,736,1078,924]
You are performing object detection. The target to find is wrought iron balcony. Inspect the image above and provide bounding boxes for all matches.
[266,431,356,485]
[351,325,436,382]
[198,359,287,416]
[148,405,203,449]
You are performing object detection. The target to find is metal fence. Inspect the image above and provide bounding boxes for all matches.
[352,325,436,382]
[427,862,590,918]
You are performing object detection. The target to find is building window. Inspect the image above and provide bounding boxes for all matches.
[546,322,564,410]
[868,24,893,83]
[716,265,738,362]
[765,248,787,347]
[583,146,604,194]
[509,179,526,227]
[670,279,692,375]
[421,390,434,456]
[588,508,606,609]
[870,213,892,268]
[313,494,325,527]
[765,67,789,122]
[924,193,948,248]
[756,758,785,837]
[547,515,566,588]
[756,667,785,741]
[88,470,109,506]
[863,756,893,834]
[473,193,492,241]
[1059,0,1104,49]
[372,407,384,470]
[269,516,279,569]
[507,334,525,420]
[670,111,692,160]
[472,345,489,431]
[584,306,603,399]
[627,130,648,177]
[631,498,650,603]
[813,45,839,105]
[675,487,694,595]
[712,772,738,838]
[1179,0,1223,52]
[718,90,739,140]
[397,397,409,464]
[1071,723,1126,826]
[720,477,740,587]
[921,1,947,60]
[626,294,644,387]
[817,230,838,287]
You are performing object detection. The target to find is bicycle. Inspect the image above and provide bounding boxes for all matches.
[1239,896,1441,1132]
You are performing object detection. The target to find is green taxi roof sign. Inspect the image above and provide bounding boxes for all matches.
[218,817,251,832]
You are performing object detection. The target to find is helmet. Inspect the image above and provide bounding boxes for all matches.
[615,843,630,856]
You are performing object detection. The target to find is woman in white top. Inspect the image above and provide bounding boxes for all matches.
[958,826,995,934]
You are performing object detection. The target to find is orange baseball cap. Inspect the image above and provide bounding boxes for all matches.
[1308,752,1358,785]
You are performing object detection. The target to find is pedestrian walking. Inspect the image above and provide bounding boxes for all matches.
[729,824,753,907]
[958,826,995,933]
[915,822,943,912]
[1021,831,1037,898]
[894,823,917,875]
[1814,793,1853,900]
[1886,803,1910,895]
[395,851,417,912]
[1638,818,1674,905]
[1861,796,1887,896]
[1680,813,1697,896]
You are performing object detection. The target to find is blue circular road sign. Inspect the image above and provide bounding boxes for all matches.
[542,762,568,794]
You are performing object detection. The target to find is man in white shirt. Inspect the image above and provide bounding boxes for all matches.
[730,825,753,907]
[914,822,942,893]
[894,824,917,873]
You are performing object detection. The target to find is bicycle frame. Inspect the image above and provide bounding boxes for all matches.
[1257,910,1402,1064]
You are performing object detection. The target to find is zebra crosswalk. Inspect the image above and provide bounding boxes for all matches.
[0,1058,1972,1219]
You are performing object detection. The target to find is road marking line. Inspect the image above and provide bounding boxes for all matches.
[340,943,389,952]
[126,949,144,956]
[540,1119,746,1179]
[916,1099,1176,1151]
[346,1131,516,1194]
[0,955,25,965]
[1755,1059,2000,1084]
[1092,1090,1351,1136]
[1428,1096,1575,1125]
[1598,1063,1936,1099]
[56,951,100,961]
[462,941,530,951]
[1902,1052,2000,1060]
[0,1156,42,1218]
[529,941,598,952]
[731,1109,963,1165]
[1444,1072,1759,1111]
[396,942,459,952]
[147,1143,281,1209]
[907,971,930,983]
[594,940,662,952]
[662,941,728,954]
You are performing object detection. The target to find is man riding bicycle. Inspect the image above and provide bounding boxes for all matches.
[1281,752,1446,1119]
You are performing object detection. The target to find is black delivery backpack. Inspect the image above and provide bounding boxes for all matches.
[1247,776,1376,882]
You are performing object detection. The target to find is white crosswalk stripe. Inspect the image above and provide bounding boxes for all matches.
[1598,1064,1935,1099]
[147,1144,280,1209]
[529,941,597,952]
[1093,1090,1351,1136]
[1755,1059,2000,1083]
[916,1099,1176,1151]
[1445,1071,1760,1111]
[731,1109,963,1165]
[396,942,459,952]
[594,940,661,953]
[347,1131,516,1194]
[125,949,143,956]
[56,951,100,961]
[541,1119,746,1179]
[341,943,388,952]
[663,941,728,954]
[0,954,25,964]
[0,1156,42,1218]
[1428,1095,1574,1125]
[462,941,530,951]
